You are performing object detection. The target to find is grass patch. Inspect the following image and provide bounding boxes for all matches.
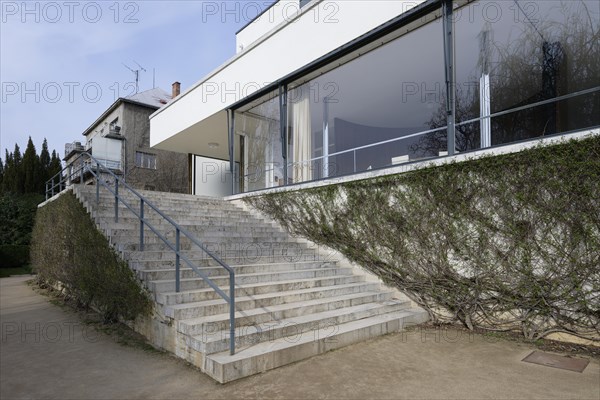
[0,265,32,278]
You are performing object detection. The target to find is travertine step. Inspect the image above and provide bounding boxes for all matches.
[204,309,428,383]
[165,281,383,320]
[155,275,365,305]
[192,300,409,354]
[70,184,427,383]
[177,291,395,335]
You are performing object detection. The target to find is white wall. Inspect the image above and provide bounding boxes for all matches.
[192,156,233,197]
[92,136,122,169]
[85,107,122,149]
[236,0,299,53]
[150,0,426,150]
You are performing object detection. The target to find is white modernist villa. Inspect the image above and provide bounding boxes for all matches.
[149,0,599,196]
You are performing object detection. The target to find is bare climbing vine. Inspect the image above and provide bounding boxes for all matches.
[245,137,600,341]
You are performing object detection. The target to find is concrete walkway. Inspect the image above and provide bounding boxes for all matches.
[1,276,598,400]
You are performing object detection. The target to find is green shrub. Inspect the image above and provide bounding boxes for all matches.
[246,136,600,341]
[0,245,30,268]
[0,193,45,246]
[31,192,152,322]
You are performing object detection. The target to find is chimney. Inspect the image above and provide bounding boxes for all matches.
[172,82,181,99]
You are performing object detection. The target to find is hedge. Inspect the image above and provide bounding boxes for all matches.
[31,191,152,322]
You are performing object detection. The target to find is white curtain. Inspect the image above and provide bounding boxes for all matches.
[292,89,312,182]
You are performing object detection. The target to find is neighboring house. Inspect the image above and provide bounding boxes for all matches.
[149,0,599,195]
[66,84,189,193]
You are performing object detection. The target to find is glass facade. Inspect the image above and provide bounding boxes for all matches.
[231,0,599,193]
[287,16,446,183]
[233,91,284,192]
[452,0,600,149]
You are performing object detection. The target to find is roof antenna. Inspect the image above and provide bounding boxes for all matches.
[122,61,147,93]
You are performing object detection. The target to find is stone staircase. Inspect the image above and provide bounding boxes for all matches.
[73,185,428,383]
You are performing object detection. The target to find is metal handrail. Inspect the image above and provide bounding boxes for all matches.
[46,152,236,355]
[286,85,600,170]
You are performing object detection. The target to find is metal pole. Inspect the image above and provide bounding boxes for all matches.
[229,110,236,195]
[353,150,357,173]
[51,178,55,197]
[175,229,181,293]
[45,182,49,200]
[140,199,145,251]
[279,84,288,186]
[115,179,119,223]
[443,0,456,156]
[229,273,236,355]
[96,176,100,205]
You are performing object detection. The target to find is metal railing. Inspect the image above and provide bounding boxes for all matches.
[46,152,237,355]
[284,86,600,179]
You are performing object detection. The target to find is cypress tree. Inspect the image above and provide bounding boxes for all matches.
[49,150,62,179]
[23,137,39,193]
[2,150,13,194]
[39,138,51,190]
[0,157,4,192]
[12,144,24,194]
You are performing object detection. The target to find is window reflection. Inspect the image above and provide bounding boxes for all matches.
[452,0,600,147]
[288,14,446,182]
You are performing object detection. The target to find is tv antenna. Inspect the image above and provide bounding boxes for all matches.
[122,61,147,93]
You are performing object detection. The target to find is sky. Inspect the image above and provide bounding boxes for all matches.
[0,0,274,159]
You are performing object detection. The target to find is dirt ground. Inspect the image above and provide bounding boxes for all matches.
[1,275,598,400]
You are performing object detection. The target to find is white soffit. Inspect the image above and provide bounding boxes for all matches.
[150,0,427,151]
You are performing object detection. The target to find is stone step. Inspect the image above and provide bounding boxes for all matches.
[70,185,428,384]
[123,248,323,264]
[116,237,306,252]
[203,309,428,383]
[129,253,339,270]
[138,261,338,281]
[91,202,250,216]
[92,210,265,224]
[177,291,393,335]
[106,225,282,237]
[112,232,293,246]
[165,281,382,320]
[85,191,232,202]
[190,300,408,355]
[156,275,365,305]
[77,187,232,203]
[150,267,353,293]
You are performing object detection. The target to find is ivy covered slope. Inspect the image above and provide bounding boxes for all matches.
[246,136,600,341]
[31,192,152,323]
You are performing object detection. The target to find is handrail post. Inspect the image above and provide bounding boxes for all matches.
[96,176,100,205]
[80,164,84,183]
[230,272,235,355]
[51,177,55,197]
[175,229,181,293]
[140,199,145,251]
[114,179,119,223]
[45,182,49,200]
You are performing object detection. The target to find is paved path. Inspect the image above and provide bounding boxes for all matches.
[1,276,599,400]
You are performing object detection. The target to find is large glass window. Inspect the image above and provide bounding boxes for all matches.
[231,0,599,193]
[287,14,446,182]
[234,91,283,192]
[453,0,599,148]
